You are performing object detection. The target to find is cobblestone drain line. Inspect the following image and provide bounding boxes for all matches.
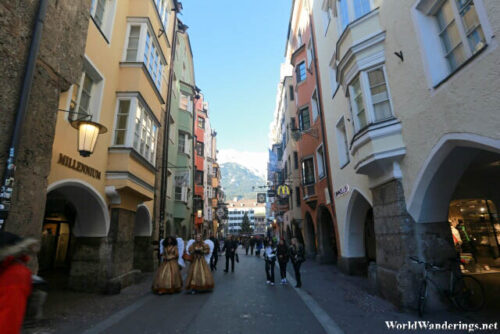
[256,254,344,334]
[286,269,345,334]
[80,294,156,334]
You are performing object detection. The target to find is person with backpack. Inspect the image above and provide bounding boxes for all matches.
[289,237,305,288]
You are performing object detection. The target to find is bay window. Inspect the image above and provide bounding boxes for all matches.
[311,90,320,123]
[337,0,373,34]
[154,0,170,30]
[112,95,159,165]
[348,66,393,132]
[123,20,166,90]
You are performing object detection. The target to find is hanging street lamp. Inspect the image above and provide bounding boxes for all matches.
[70,119,107,157]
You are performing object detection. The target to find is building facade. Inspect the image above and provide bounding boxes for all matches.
[40,0,179,292]
[0,1,91,273]
[309,0,500,309]
[227,199,265,235]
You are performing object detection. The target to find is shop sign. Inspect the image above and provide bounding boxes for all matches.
[257,193,266,203]
[335,185,350,198]
[277,185,290,198]
[57,153,101,180]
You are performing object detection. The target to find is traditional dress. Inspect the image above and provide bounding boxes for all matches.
[152,245,183,294]
[185,241,214,291]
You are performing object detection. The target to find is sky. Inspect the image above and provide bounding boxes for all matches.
[181,0,291,169]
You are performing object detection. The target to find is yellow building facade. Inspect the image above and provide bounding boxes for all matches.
[41,0,179,292]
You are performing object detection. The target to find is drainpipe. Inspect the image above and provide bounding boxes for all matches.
[158,12,181,240]
[308,18,336,218]
[0,0,49,231]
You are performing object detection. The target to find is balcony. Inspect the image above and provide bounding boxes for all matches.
[336,8,385,90]
[350,119,406,187]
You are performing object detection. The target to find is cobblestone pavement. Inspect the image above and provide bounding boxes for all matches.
[23,248,499,334]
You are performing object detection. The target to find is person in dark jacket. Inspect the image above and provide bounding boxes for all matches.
[289,237,305,288]
[222,235,237,273]
[255,238,263,257]
[0,232,38,334]
[249,236,256,255]
[277,239,289,284]
[210,236,220,271]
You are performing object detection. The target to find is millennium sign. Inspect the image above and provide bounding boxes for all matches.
[57,153,102,180]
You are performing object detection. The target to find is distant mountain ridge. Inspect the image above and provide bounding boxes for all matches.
[220,162,266,201]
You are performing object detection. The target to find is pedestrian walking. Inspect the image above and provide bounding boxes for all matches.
[222,235,237,273]
[255,238,263,257]
[152,236,183,294]
[185,234,214,294]
[210,236,219,271]
[264,239,277,285]
[289,238,305,288]
[0,231,38,334]
[244,238,250,255]
[250,236,256,255]
[277,239,289,284]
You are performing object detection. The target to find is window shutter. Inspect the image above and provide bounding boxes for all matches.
[181,186,188,202]
[184,135,190,155]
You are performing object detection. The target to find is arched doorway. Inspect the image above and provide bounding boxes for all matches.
[40,180,109,290]
[304,212,317,258]
[317,206,338,263]
[133,205,153,272]
[408,134,500,309]
[344,190,374,275]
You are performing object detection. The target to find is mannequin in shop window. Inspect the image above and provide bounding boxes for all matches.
[450,220,463,253]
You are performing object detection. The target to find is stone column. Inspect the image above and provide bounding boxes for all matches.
[134,236,154,272]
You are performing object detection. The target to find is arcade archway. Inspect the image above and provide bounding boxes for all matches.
[304,212,317,257]
[317,206,338,263]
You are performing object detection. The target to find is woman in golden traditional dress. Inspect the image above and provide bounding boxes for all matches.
[185,234,214,294]
[152,236,183,294]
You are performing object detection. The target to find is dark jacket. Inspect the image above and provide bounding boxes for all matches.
[222,239,237,256]
[289,244,305,264]
[277,244,289,263]
[211,238,220,256]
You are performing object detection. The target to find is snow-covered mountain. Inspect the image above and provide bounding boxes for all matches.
[218,149,267,179]
[220,162,266,201]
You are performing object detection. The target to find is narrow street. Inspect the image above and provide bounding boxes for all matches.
[77,250,327,334]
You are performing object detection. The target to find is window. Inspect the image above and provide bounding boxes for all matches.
[179,92,193,112]
[329,58,338,96]
[414,0,488,85]
[123,20,165,90]
[195,171,204,185]
[335,118,350,167]
[368,68,392,121]
[296,62,306,83]
[73,60,104,122]
[196,141,204,156]
[311,90,320,122]
[174,172,189,202]
[307,40,313,68]
[133,101,158,163]
[90,0,116,39]
[349,67,393,132]
[297,30,303,48]
[316,146,326,179]
[289,85,294,101]
[322,0,333,34]
[198,116,205,129]
[295,187,301,206]
[301,157,315,185]
[113,100,130,145]
[436,0,485,71]
[337,0,372,33]
[293,151,299,169]
[112,95,159,165]
[178,132,190,155]
[298,107,311,131]
[154,0,169,30]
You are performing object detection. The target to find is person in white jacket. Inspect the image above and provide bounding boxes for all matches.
[264,239,277,285]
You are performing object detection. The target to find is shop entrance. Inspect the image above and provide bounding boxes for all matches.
[39,192,76,274]
[304,212,317,258]
[317,206,337,263]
